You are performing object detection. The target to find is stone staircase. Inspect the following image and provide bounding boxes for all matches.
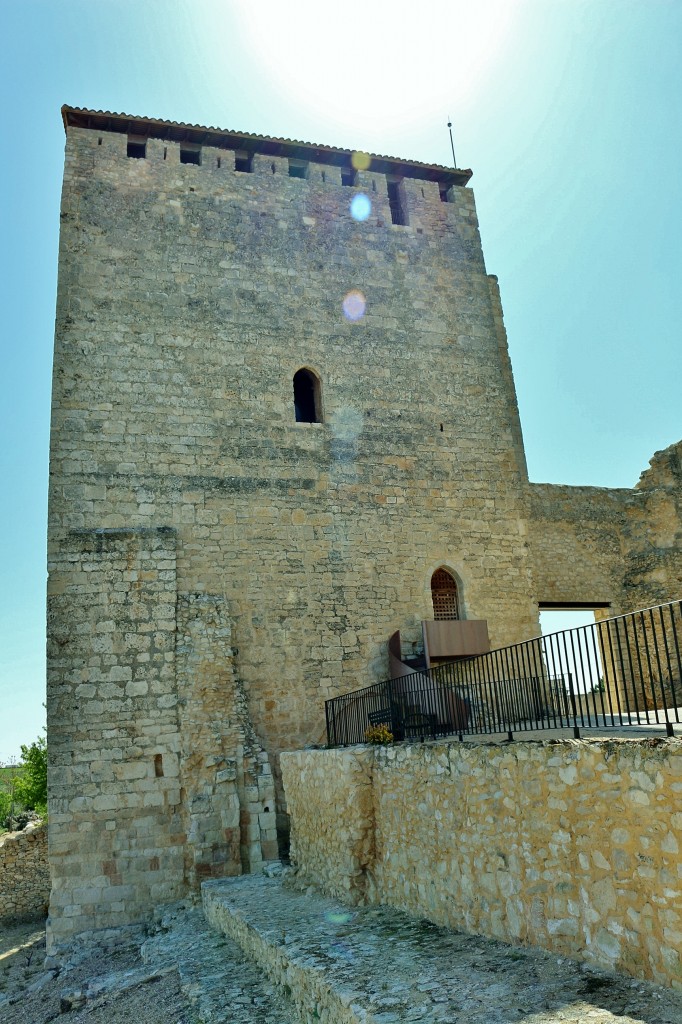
[141,900,299,1024]
[140,872,682,1024]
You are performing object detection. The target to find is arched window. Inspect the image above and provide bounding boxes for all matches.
[431,568,460,620]
[293,368,322,423]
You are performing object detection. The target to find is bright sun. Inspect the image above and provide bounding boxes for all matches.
[226,1,520,155]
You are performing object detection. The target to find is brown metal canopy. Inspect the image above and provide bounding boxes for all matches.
[61,105,473,187]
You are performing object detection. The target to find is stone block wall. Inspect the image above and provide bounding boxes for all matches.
[48,109,682,947]
[46,527,186,950]
[529,440,682,613]
[48,111,544,945]
[528,484,630,609]
[0,823,50,921]
[282,738,682,989]
[46,528,277,950]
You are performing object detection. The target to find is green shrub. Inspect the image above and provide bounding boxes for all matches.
[0,762,22,830]
[14,736,47,816]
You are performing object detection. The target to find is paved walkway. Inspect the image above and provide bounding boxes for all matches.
[201,874,682,1024]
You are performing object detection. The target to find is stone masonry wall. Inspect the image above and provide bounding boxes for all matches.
[0,823,50,922]
[46,527,278,950]
[529,441,682,613]
[46,527,186,951]
[49,111,682,947]
[49,115,541,937]
[175,593,278,885]
[282,739,682,989]
[528,484,629,609]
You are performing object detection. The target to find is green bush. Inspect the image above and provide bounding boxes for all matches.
[0,788,12,824]
[0,762,22,830]
[14,736,47,817]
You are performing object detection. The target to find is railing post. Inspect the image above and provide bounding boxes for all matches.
[387,675,396,737]
[565,672,581,738]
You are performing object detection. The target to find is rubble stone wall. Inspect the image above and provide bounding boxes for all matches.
[0,823,50,921]
[282,739,682,989]
[529,441,682,613]
[528,484,629,609]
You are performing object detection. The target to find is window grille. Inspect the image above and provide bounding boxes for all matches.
[431,568,459,620]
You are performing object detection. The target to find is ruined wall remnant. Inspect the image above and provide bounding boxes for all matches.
[0,823,50,922]
[529,440,682,614]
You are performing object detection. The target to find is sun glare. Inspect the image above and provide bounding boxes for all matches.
[229,1,520,156]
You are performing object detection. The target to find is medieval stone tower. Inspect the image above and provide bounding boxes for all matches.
[47,107,681,950]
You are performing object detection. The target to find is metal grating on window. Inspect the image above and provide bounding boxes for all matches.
[431,568,459,620]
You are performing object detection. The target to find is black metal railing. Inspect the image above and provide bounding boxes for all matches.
[325,600,682,746]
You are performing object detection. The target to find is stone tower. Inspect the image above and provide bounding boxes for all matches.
[47,105,547,949]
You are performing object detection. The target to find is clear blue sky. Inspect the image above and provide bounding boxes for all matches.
[1,1,680,761]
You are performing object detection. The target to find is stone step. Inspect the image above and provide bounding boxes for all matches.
[141,901,299,1024]
[202,874,682,1024]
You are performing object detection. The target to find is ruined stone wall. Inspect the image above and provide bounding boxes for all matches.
[48,118,539,941]
[528,442,682,614]
[282,740,682,989]
[175,593,278,885]
[0,823,50,922]
[528,484,629,609]
[626,443,682,610]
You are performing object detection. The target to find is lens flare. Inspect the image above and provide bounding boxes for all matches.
[331,407,363,442]
[350,193,371,222]
[342,290,366,321]
[351,151,371,171]
[325,911,354,925]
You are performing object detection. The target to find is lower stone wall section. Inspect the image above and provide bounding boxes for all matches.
[0,822,50,921]
[47,527,186,952]
[281,738,682,989]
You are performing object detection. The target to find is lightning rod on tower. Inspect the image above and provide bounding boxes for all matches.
[447,117,457,169]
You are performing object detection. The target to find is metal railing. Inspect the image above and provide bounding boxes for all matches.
[325,600,682,746]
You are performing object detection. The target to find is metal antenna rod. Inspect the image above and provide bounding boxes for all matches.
[447,116,457,169]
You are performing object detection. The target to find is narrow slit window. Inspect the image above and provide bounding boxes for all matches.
[293,368,322,423]
[387,178,407,225]
[235,150,253,173]
[127,136,147,159]
[180,144,201,165]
